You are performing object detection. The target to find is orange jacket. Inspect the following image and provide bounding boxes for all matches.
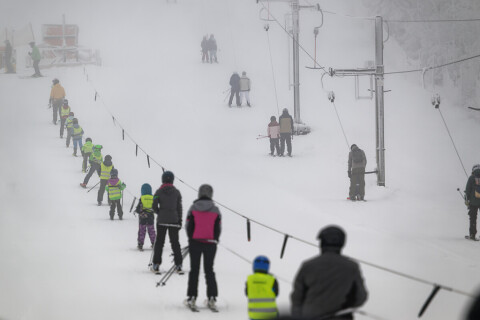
[50,84,66,100]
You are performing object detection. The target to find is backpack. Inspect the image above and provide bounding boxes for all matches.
[474,178,480,198]
[352,149,364,164]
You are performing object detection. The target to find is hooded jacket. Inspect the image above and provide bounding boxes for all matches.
[279,111,294,134]
[268,120,280,139]
[230,73,241,91]
[50,83,66,100]
[153,184,183,226]
[185,198,221,243]
[348,145,367,171]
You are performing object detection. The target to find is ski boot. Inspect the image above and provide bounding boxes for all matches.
[175,265,184,275]
[137,244,143,251]
[80,183,87,188]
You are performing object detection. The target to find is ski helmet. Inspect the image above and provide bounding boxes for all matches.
[282,108,288,114]
[270,116,276,122]
[253,255,270,273]
[110,168,118,177]
[350,144,358,150]
[162,171,174,184]
[72,118,78,124]
[472,164,480,173]
[198,184,213,199]
[52,78,59,85]
[86,137,92,143]
[317,225,346,249]
[63,99,69,105]
[94,145,103,150]
[141,183,152,196]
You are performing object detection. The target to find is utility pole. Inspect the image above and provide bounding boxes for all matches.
[329,16,385,186]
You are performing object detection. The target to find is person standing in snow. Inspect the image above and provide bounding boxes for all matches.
[4,40,14,73]
[291,225,368,320]
[245,255,279,320]
[97,155,114,206]
[185,184,221,310]
[80,145,103,188]
[201,35,209,63]
[71,118,84,157]
[81,138,94,173]
[135,183,156,250]
[464,164,480,240]
[105,169,126,220]
[347,144,367,201]
[279,108,294,157]
[28,41,42,77]
[207,34,217,63]
[49,78,65,125]
[59,100,70,138]
[65,112,75,147]
[239,71,251,107]
[228,72,241,107]
[151,171,183,274]
[268,116,280,156]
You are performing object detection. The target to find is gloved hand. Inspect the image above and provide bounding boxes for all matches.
[348,171,351,178]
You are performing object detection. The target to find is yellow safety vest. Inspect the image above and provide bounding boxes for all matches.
[140,195,154,211]
[89,152,102,165]
[106,179,124,200]
[66,117,74,129]
[82,142,94,154]
[247,273,278,320]
[100,163,113,180]
[72,126,83,137]
[60,106,70,118]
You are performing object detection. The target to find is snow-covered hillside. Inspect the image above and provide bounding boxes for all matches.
[1,1,479,320]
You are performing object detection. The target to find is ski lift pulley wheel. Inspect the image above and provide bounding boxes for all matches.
[431,94,441,109]
[328,91,335,103]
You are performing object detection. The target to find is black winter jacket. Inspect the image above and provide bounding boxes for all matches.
[465,169,480,206]
[229,73,241,91]
[291,249,368,319]
[153,184,183,227]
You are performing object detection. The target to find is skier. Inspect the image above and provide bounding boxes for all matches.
[201,35,209,63]
[59,100,70,138]
[71,118,84,157]
[245,255,279,320]
[268,116,280,156]
[81,138,94,173]
[185,184,221,311]
[105,169,126,220]
[464,164,480,240]
[239,71,251,107]
[279,108,294,157]
[291,225,368,319]
[151,171,183,274]
[80,145,103,188]
[348,144,367,201]
[228,72,241,107]
[207,34,217,63]
[49,78,66,125]
[135,183,156,250]
[4,40,14,73]
[65,112,75,147]
[28,41,42,77]
[97,155,114,206]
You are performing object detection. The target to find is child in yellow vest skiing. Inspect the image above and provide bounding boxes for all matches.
[65,112,75,147]
[105,169,126,220]
[246,256,279,320]
[135,183,156,250]
[80,145,102,188]
[81,138,94,173]
[59,100,70,138]
[71,118,84,157]
[98,155,113,206]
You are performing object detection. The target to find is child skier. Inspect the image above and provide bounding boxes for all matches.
[81,138,94,173]
[80,145,103,188]
[71,118,84,157]
[267,116,280,156]
[105,169,126,220]
[59,100,70,138]
[135,183,156,250]
[245,256,279,320]
[65,112,75,147]
[98,155,114,206]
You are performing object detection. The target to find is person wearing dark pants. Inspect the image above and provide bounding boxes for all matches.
[228,72,240,107]
[185,184,221,310]
[279,108,294,157]
[464,164,480,240]
[59,100,70,138]
[105,168,126,220]
[268,116,280,156]
[151,171,183,273]
[348,144,367,201]
[49,78,65,124]
[29,41,42,77]
[80,145,103,188]
[81,138,94,173]
[97,155,113,206]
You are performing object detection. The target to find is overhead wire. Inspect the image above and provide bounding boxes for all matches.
[265,25,281,115]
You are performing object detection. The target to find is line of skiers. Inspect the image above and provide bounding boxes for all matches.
[201,34,218,63]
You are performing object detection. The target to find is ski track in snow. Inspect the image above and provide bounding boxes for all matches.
[1,1,480,320]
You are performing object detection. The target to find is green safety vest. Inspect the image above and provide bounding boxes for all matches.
[72,126,83,137]
[140,195,154,212]
[89,152,102,165]
[247,273,278,320]
[82,142,94,154]
[66,117,74,129]
[100,163,113,180]
[60,106,70,118]
[106,180,125,200]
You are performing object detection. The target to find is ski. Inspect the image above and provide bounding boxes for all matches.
[205,299,219,312]
[467,106,480,111]
[465,235,479,241]
[347,197,367,202]
[184,300,199,312]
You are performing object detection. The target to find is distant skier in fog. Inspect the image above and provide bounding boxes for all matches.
[464,164,480,240]
[268,116,280,156]
[59,99,70,138]
[28,41,42,77]
[49,78,65,125]
[228,72,240,107]
[201,35,209,63]
[279,108,294,157]
[239,71,251,107]
[207,34,217,63]
[347,144,367,201]
[4,40,14,73]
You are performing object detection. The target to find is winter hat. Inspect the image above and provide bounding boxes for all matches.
[270,116,276,122]
[317,225,346,249]
[253,255,270,273]
[94,145,103,150]
[86,137,92,143]
[472,164,480,173]
[350,144,358,150]
[282,108,288,114]
[141,183,152,196]
[110,168,118,177]
[52,78,59,85]
[198,184,213,199]
[162,171,174,184]
[72,118,78,124]
[63,99,69,106]
[104,155,112,161]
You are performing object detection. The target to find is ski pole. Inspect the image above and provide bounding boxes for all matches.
[87,181,100,193]
[256,135,269,140]
[156,247,189,287]
[457,188,465,200]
